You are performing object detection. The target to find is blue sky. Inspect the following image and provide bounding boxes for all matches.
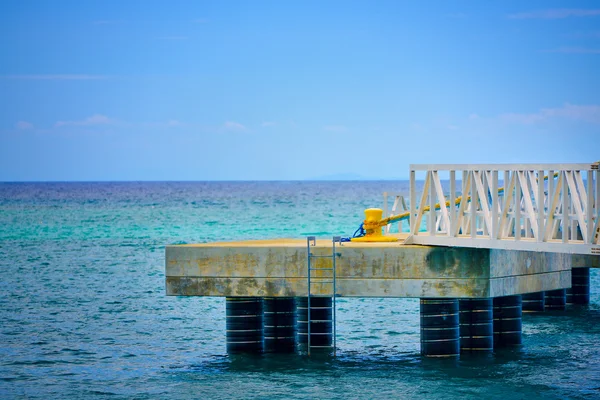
[1,1,599,181]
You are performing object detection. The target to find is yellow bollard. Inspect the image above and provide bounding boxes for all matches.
[351,208,398,242]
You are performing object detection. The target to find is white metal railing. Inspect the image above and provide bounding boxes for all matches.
[406,163,600,255]
[383,192,408,233]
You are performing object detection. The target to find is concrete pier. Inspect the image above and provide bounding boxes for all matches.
[522,292,545,312]
[166,239,573,299]
[263,297,296,353]
[165,239,598,356]
[493,295,522,347]
[420,299,460,357]
[226,297,263,353]
[545,289,566,310]
[459,299,493,353]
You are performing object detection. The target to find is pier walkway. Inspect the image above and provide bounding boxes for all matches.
[165,163,599,357]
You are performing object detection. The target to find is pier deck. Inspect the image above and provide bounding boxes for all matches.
[165,237,591,298]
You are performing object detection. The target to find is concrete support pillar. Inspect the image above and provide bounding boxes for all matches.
[545,289,566,310]
[226,297,264,354]
[420,298,460,357]
[571,268,590,305]
[263,297,296,353]
[459,299,493,353]
[493,295,522,348]
[296,297,333,351]
[522,292,545,312]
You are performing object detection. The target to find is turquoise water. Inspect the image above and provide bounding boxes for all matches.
[1,181,599,399]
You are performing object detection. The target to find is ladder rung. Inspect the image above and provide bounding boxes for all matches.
[310,280,334,283]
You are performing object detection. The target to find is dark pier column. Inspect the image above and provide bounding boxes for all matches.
[545,289,566,310]
[493,295,522,348]
[566,287,573,305]
[226,297,264,354]
[296,297,333,351]
[420,298,460,357]
[263,297,297,353]
[522,292,545,312]
[459,299,493,353]
[571,268,591,305]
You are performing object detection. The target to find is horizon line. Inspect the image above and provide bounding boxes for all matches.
[0,178,413,183]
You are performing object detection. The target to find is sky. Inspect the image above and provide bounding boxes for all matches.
[1,0,599,181]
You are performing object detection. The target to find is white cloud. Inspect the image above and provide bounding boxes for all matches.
[223,121,246,131]
[509,9,600,19]
[500,104,600,124]
[409,123,424,131]
[15,121,33,130]
[323,125,347,133]
[55,114,112,127]
[139,120,189,128]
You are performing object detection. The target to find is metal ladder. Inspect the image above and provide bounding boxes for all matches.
[306,236,341,356]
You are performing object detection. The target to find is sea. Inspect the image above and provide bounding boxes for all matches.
[1,181,599,399]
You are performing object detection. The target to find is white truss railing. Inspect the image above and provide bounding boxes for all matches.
[383,192,408,233]
[406,163,600,255]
